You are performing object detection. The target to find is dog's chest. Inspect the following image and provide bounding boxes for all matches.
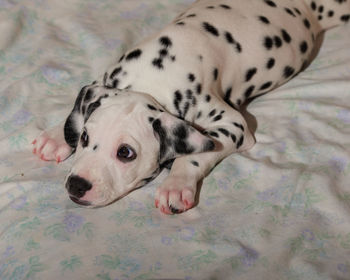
[103,0,321,122]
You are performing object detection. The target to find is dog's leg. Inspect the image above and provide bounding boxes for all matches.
[155,101,255,214]
[32,121,73,163]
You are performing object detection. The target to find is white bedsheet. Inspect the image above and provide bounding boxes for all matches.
[1,1,350,279]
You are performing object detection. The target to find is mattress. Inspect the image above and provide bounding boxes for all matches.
[1,0,350,279]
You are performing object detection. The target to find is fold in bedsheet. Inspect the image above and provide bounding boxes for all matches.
[0,1,350,279]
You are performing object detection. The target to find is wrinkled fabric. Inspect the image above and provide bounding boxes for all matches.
[0,0,350,279]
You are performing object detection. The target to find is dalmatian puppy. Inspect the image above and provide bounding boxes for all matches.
[33,0,350,214]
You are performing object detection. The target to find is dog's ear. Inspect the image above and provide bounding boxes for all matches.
[151,112,215,164]
[64,83,114,149]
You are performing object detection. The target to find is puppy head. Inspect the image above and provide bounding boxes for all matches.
[65,90,215,207]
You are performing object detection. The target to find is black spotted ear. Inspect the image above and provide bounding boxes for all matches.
[152,112,215,164]
[64,83,113,150]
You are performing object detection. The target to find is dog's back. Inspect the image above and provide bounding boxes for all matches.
[103,0,350,119]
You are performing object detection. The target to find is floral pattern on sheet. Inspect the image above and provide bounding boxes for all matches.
[0,0,350,279]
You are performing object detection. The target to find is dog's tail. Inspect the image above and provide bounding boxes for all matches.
[305,0,350,31]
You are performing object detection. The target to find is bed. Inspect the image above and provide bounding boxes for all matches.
[1,0,350,279]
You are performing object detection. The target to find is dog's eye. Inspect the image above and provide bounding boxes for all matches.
[81,130,89,148]
[117,144,137,162]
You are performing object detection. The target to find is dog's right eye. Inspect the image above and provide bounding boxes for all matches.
[117,144,137,162]
[81,130,89,148]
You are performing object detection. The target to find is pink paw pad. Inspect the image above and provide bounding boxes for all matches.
[155,187,195,215]
[32,132,72,163]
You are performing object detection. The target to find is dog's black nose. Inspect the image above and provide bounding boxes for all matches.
[66,175,92,198]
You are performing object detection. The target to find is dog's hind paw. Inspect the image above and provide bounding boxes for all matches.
[155,179,196,215]
[32,131,72,163]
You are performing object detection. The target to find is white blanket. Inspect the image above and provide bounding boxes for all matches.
[1,1,350,279]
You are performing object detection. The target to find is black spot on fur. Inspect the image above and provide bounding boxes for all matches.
[274,36,282,48]
[294,8,301,15]
[182,102,190,119]
[231,134,237,143]
[110,67,122,79]
[196,83,202,94]
[341,14,350,22]
[233,122,245,131]
[303,18,311,29]
[260,81,273,91]
[225,31,234,43]
[281,29,291,43]
[173,124,188,138]
[244,85,255,98]
[300,41,308,54]
[236,135,244,149]
[213,68,219,81]
[152,119,169,162]
[264,0,277,7]
[204,140,215,151]
[159,49,168,57]
[267,58,275,69]
[64,114,80,149]
[235,43,242,53]
[188,73,196,82]
[258,16,270,24]
[311,1,317,11]
[159,36,172,48]
[147,104,157,111]
[225,87,232,101]
[85,101,100,122]
[205,95,211,102]
[209,131,219,138]
[203,22,219,36]
[80,129,89,148]
[218,128,230,137]
[220,4,231,9]
[209,109,216,117]
[174,90,183,115]
[174,138,194,154]
[245,68,257,82]
[84,88,94,103]
[264,36,273,50]
[125,49,142,61]
[213,115,222,122]
[224,87,236,109]
[191,160,199,167]
[118,54,125,63]
[283,66,295,79]
[152,58,164,69]
[284,7,296,17]
[224,31,242,53]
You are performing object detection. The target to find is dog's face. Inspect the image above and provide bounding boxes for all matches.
[65,90,214,207]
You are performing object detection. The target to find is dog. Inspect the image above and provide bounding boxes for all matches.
[32,0,350,214]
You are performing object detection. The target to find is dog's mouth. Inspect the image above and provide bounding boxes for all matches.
[69,196,91,206]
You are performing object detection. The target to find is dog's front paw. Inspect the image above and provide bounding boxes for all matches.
[32,131,72,163]
[155,177,196,215]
